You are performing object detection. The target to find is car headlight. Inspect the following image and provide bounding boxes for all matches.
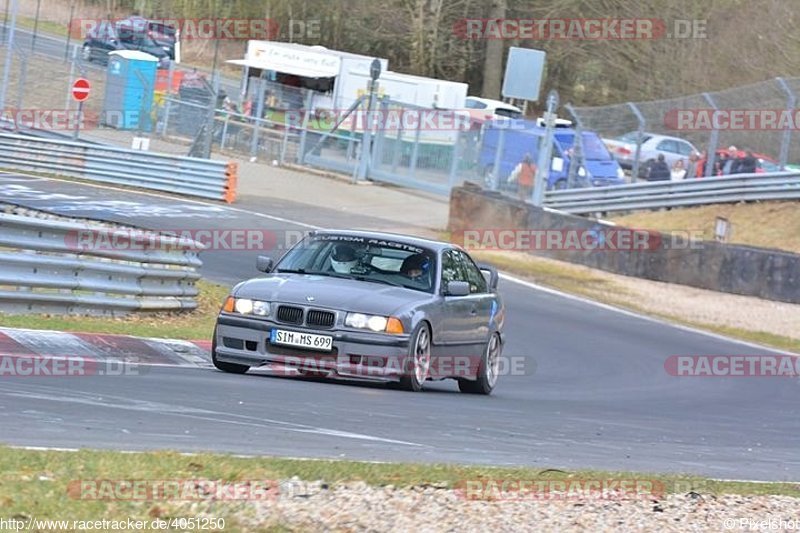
[345,313,404,334]
[578,167,586,177]
[617,167,625,179]
[223,297,270,316]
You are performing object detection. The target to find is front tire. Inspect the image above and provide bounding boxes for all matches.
[458,333,501,395]
[399,322,431,392]
[211,328,250,375]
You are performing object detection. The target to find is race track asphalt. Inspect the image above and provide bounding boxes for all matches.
[0,173,797,481]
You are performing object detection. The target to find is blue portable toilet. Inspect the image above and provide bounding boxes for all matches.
[103,50,158,131]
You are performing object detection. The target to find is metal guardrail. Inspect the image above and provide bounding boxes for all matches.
[0,132,238,202]
[544,172,800,214]
[0,210,204,315]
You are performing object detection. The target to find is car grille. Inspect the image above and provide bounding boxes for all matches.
[276,305,304,324]
[306,309,335,328]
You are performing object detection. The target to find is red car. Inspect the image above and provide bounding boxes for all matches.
[694,149,780,177]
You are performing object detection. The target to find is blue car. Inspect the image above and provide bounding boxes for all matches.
[478,119,626,190]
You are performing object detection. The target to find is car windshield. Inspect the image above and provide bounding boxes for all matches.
[759,158,780,172]
[465,99,487,109]
[555,132,614,161]
[275,235,437,293]
[494,107,522,119]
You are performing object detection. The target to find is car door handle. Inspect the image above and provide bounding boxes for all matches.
[469,307,478,315]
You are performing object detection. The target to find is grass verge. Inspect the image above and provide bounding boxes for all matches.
[0,280,229,340]
[0,446,797,531]
[610,201,800,254]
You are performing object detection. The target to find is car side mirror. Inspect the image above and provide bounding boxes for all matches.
[445,280,470,297]
[256,256,274,273]
[477,263,499,291]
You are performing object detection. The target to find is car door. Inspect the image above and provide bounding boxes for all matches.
[452,250,493,345]
[656,139,680,166]
[438,249,491,348]
[437,249,472,346]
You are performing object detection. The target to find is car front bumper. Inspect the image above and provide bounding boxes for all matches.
[213,314,413,382]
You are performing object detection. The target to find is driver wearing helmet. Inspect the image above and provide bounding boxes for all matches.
[400,253,431,282]
[330,244,359,274]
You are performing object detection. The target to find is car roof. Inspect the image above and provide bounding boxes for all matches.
[311,230,455,252]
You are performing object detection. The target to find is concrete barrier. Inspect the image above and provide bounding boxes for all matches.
[449,183,800,304]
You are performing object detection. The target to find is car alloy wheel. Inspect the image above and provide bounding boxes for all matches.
[400,323,431,392]
[459,332,501,395]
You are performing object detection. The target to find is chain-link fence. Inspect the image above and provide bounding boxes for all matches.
[3,37,800,199]
[571,77,800,180]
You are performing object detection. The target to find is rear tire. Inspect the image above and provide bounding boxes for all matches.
[554,179,568,190]
[211,328,250,375]
[458,333,501,395]
[399,323,431,392]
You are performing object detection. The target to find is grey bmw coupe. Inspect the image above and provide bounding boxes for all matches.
[212,230,505,394]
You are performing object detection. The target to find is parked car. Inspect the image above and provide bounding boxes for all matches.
[465,97,523,121]
[604,132,698,177]
[480,119,626,190]
[694,148,780,177]
[212,230,505,394]
[82,18,171,68]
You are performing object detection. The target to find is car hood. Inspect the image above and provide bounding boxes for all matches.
[234,274,431,315]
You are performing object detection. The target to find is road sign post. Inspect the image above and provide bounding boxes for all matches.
[71,77,90,140]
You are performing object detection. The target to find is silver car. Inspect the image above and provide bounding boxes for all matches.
[212,230,505,394]
[605,132,697,176]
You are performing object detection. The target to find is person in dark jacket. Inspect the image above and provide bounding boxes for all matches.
[647,153,671,181]
[738,151,758,174]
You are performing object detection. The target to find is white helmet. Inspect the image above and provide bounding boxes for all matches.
[331,244,358,274]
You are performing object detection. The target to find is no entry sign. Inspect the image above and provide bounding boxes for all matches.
[71,78,91,102]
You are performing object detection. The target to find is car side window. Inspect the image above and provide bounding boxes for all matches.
[441,250,466,286]
[453,251,488,294]
[677,142,693,156]
[657,139,678,153]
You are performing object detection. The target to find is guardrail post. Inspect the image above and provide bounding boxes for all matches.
[702,92,720,178]
[776,77,796,170]
[224,161,238,203]
[627,102,646,183]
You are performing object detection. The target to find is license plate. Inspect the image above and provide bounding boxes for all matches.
[270,329,333,352]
